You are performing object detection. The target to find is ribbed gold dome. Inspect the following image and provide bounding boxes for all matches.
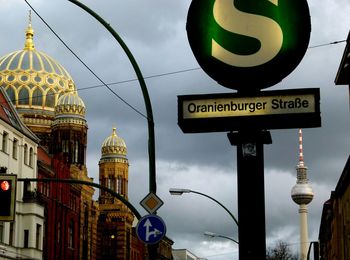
[101,128,127,158]
[0,22,74,116]
[55,81,86,118]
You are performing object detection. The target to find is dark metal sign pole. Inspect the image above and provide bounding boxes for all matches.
[228,130,272,260]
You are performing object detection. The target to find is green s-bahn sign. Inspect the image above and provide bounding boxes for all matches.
[187,0,311,91]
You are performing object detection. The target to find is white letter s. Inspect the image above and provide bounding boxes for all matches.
[212,0,283,67]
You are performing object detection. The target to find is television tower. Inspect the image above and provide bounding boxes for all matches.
[291,129,314,260]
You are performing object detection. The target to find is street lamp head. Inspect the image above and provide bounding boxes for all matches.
[204,231,239,244]
[204,231,217,238]
[169,188,191,195]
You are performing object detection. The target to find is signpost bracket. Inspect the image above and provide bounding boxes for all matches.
[227,130,272,145]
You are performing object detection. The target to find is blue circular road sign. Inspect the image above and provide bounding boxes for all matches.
[136,214,166,245]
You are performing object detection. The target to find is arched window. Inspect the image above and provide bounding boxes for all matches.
[29,147,34,167]
[32,88,43,106]
[62,140,69,153]
[57,222,61,244]
[24,144,28,165]
[5,87,16,104]
[117,177,122,194]
[69,220,74,248]
[73,141,79,163]
[12,138,18,159]
[18,88,29,105]
[46,89,55,107]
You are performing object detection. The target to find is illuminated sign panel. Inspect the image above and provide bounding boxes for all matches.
[178,89,320,133]
[186,0,311,91]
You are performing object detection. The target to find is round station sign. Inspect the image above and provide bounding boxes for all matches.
[187,0,311,92]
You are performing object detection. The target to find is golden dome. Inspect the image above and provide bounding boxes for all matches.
[0,22,74,118]
[55,81,86,118]
[101,128,127,159]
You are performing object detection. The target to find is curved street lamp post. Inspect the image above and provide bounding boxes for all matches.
[67,0,156,194]
[62,1,158,257]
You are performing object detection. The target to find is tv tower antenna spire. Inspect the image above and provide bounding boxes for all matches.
[291,129,314,260]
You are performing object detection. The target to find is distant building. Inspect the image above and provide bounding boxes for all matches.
[172,249,206,260]
[0,87,44,259]
[0,14,173,260]
[319,155,350,260]
[96,127,140,259]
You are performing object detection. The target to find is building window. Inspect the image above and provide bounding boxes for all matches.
[23,180,31,199]
[32,88,43,106]
[6,87,16,104]
[18,88,29,105]
[57,222,61,244]
[36,224,41,249]
[12,138,18,159]
[40,182,50,197]
[2,131,8,153]
[117,177,122,194]
[46,89,55,107]
[69,220,74,248]
[72,141,79,163]
[24,229,29,248]
[29,147,34,167]
[0,222,3,243]
[9,222,14,246]
[62,140,69,153]
[24,144,28,165]
[108,178,111,190]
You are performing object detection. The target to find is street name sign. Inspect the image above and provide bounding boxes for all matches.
[178,88,320,133]
[136,214,166,245]
[187,0,311,91]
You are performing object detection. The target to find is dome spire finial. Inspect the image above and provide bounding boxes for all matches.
[67,80,76,94]
[24,10,35,50]
[29,9,32,25]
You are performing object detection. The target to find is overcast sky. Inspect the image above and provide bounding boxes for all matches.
[0,0,349,259]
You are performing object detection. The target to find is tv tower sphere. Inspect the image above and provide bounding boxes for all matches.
[291,181,314,205]
[291,129,314,205]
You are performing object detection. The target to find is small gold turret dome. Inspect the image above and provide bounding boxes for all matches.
[101,128,127,159]
[55,80,86,118]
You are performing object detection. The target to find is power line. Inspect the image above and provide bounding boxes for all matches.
[73,40,347,92]
[309,40,346,49]
[76,67,202,92]
[3,1,346,108]
[24,0,148,120]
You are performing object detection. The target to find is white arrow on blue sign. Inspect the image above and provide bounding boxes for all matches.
[136,214,166,244]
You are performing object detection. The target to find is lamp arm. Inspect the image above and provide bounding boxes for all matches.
[190,190,238,226]
[217,234,239,244]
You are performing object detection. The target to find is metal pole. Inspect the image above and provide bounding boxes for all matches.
[64,2,158,257]
[228,130,271,260]
[18,178,142,219]
[67,0,156,194]
[216,234,239,244]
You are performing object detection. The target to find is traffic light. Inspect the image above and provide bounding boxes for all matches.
[0,174,17,221]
